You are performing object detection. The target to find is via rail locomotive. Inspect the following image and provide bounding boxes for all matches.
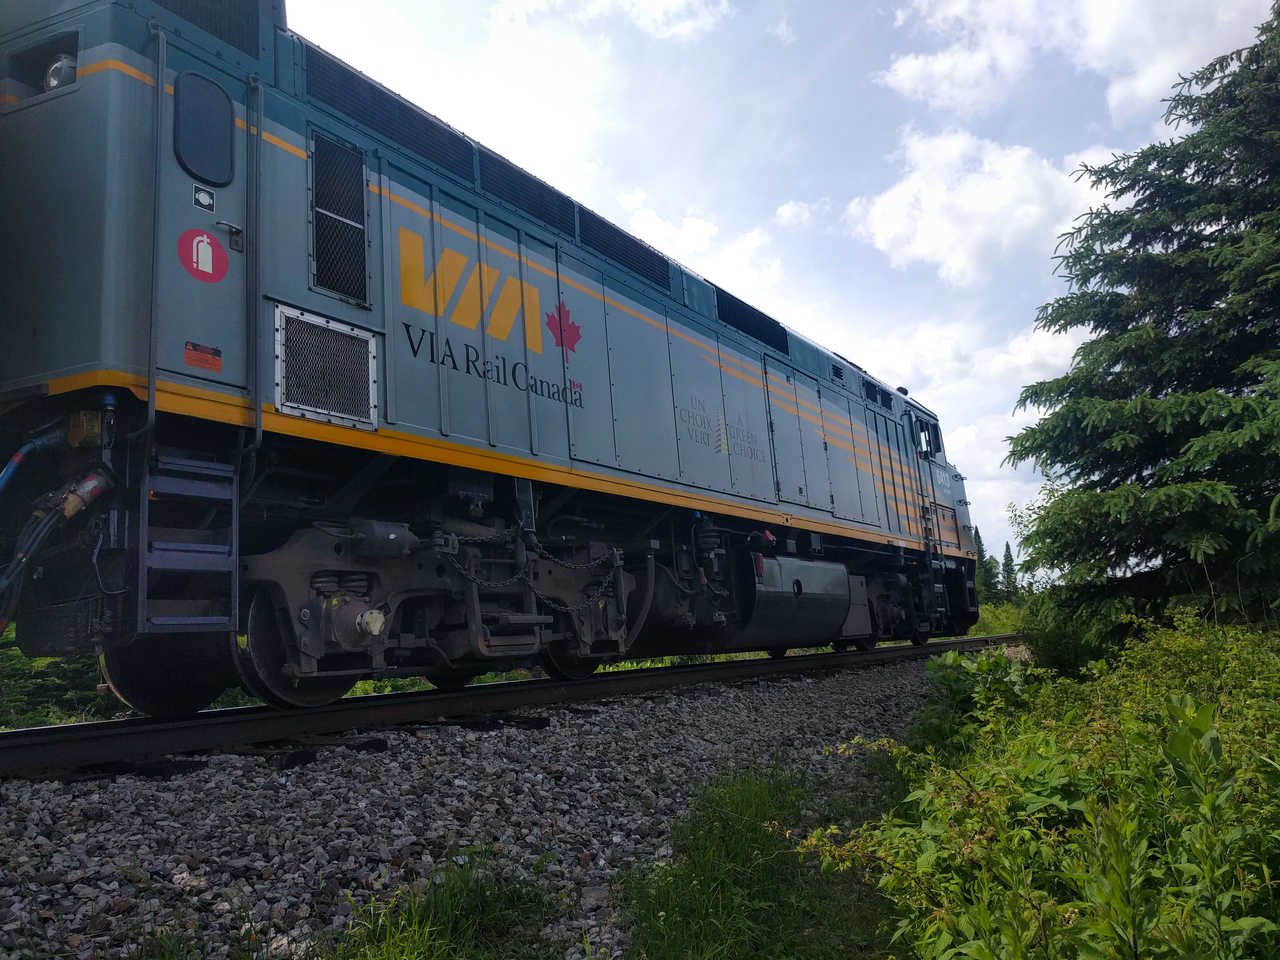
[0,0,978,716]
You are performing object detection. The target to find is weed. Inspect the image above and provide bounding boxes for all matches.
[618,766,897,960]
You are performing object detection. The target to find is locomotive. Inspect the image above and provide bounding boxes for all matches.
[0,0,979,717]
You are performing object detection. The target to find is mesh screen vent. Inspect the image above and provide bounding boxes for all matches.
[311,134,368,303]
[307,46,475,183]
[479,149,576,236]
[578,208,670,290]
[154,0,259,57]
[276,308,377,428]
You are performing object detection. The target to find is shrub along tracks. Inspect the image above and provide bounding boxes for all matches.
[0,635,1012,778]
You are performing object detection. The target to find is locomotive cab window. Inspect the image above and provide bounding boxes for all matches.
[311,132,368,304]
[917,419,943,459]
[173,73,234,186]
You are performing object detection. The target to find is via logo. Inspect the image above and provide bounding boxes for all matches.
[178,229,228,284]
[400,227,590,356]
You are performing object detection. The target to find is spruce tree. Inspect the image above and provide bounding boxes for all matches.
[1000,543,1018,604]
[973,527,1001,604]
[1010,6,1280,651]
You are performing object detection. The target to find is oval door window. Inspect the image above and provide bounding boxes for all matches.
[173,72,234,186]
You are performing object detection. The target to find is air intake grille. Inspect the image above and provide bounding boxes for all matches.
[154,0,259,57]
[479,149,576,236]
[579,208,670,290]
[713,287,789,355]
[307,47,475,183]
[276,308,377,427]
[311,134,367,303]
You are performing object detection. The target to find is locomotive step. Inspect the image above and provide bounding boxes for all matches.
[483,612,555,628]
[146,540,235,573]
[148,473,235,502]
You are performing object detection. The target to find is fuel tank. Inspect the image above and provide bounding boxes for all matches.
[730,555,851,649]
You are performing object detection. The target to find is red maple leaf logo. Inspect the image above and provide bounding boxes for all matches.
[546,300,582,352]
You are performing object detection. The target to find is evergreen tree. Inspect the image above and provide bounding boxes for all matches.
[973,526,1001,604]
[1010,6,1280,651]
[1000,542,1018,604]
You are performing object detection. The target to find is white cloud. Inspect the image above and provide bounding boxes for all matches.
[882,0,1268,122]
[844,128,1111,287]
[290,2,622,201]
[768,14,796,44]
[497,0,733,38]
[773,197,829,228]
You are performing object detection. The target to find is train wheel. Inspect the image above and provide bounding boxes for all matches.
[541,644,599,681]
[231,591,353,708]
[768,647,788,659]
[853,635,876,652]
[100,632,233,718]
[428,673,476,692]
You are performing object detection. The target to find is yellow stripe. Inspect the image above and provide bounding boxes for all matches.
[77,58,153,85]
[75,58,307,159]
[40,369,970,559]
[2,94,20,105]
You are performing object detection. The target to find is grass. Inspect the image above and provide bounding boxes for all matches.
[117,767,900,960]
[0,625,118,728]
[617,765,900,960]
[123,860,567,960]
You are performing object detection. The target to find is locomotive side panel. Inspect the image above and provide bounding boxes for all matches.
[604,290,680,481]
[668,318,734,494]
[762,362,811,507]
[559,253,615,467]
[717,344,775,503]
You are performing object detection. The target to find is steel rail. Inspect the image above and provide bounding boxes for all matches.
[0,634,1018,778]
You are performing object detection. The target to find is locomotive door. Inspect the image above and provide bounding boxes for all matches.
[155,57,250,389]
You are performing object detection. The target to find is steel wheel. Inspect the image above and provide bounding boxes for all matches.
[230,591,353,708]
[100,632,233,718]
[540,643,600,681]
[428,672,476,692]
[768,647,788,660]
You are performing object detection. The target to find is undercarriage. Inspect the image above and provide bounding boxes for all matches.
[1,391,978,717]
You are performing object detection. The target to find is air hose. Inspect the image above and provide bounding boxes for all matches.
[0,429,64,500]
[0,470,113,634]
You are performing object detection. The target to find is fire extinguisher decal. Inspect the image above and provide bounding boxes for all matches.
[178,228,228,283]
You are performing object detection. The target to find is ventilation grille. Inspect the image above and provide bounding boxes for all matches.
[307,47,474,183]
[713,287,789,355]
[277,309,377,427]
[579,208,670,290]
[863,380,893,410]
[154,0,259,57]
[479,149,575,236]
[312,134,367,303]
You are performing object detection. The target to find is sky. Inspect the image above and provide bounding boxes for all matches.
[289,0,1272,558]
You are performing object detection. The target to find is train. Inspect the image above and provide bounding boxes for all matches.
[0,0,979,717]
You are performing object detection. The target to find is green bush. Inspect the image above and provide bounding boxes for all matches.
[803,622,1280,959]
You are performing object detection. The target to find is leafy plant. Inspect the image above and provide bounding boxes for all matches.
[803,624,1280,960]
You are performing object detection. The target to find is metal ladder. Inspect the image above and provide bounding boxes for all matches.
[136,448,239,634]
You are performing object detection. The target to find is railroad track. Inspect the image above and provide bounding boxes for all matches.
[0,634,1018,778]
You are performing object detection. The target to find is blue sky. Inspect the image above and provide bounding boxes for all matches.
[291,0,1271,558]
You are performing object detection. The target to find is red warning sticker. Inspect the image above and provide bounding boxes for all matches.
[177,228,228,283]
[184,341,223,372]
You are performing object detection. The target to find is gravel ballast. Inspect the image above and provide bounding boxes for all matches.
[0,661,932,959]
